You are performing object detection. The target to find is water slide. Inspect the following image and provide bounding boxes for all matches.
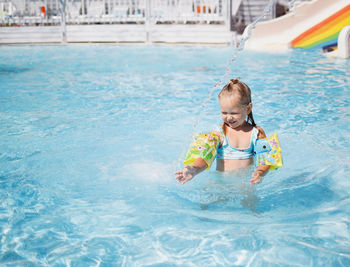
[244,0,350,51]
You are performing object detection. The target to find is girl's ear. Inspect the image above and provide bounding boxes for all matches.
[247,102,253,114]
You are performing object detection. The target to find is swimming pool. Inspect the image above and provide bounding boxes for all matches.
[0,44,349,265]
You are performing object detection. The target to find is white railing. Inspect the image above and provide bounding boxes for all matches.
[0,0,228,25]
[0,0,61,24]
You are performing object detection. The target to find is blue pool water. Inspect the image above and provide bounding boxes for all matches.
[0,45,350,266]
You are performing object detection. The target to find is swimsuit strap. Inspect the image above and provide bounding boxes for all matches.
[250,127,259,147]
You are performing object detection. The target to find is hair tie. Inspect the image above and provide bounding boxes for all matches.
[230,78,239,84]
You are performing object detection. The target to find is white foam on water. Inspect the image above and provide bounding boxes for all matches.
[121,160,174,184]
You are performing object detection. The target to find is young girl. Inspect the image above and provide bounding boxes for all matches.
[175,79,270,184]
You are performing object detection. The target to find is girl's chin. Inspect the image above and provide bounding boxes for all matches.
[226,123,237,128]
[225,122,245,129]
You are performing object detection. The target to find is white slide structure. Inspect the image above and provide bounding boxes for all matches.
[243,0,350,52]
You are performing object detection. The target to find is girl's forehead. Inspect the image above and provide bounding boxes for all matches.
[219,95,244,107]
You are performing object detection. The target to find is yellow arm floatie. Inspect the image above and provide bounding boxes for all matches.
[184,132,220,170]
[254,133,283,171]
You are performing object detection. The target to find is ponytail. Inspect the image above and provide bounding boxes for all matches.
[247,111,256,127]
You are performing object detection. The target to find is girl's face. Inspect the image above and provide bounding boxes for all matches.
[219,95,252,129]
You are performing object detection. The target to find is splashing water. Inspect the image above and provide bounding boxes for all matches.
[178,0,275,166]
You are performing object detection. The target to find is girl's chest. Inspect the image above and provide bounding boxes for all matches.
[224,131,252,149]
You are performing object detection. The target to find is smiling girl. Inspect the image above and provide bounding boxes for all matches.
[175,79,270,184]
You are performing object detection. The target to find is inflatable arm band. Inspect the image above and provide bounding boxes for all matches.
[184,132,220,170]
[254,133,283,171]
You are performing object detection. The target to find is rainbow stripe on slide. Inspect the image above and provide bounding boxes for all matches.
[291,4,350,49]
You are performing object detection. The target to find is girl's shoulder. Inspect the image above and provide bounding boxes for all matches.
[212,124,224,135]
[211,124,225,144]
[254,125,266,139]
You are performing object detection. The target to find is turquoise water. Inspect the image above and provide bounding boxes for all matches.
[0,45,350,266]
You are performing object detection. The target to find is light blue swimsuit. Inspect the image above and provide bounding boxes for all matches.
[216,126,258,160]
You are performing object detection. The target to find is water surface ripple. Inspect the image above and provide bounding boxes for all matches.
[0,45,349,266]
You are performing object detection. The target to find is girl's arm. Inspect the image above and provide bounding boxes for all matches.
[175,131,222,184]
[174,157,208,184]
[251,165,270,184]
[251,127,270,184]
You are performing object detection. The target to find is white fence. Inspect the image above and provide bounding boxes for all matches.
[0,0,229,25]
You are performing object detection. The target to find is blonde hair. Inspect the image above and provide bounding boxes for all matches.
[218,79,256,127]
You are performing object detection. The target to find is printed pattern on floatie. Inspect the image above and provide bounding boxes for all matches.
[254,133,283,170]
[184,132,220,170]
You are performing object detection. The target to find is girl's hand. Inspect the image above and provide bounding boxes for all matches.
[174,166,198,184]
[250,171,262,184]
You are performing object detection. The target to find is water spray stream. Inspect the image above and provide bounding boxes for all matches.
[177,0,275,168]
